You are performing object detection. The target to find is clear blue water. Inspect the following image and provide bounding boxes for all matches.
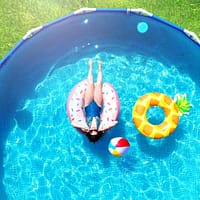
[3,52,200,199]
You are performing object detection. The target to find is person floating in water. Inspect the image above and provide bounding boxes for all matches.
[84,59,104,142]
[72,59,117,142]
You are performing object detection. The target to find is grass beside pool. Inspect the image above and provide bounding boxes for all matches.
[0,0,199,59]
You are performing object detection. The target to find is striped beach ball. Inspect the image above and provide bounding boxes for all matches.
[108,137,130,156]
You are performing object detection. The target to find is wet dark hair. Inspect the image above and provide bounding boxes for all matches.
[86,131,104,143]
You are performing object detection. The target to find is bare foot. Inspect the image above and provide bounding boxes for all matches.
[88,58,93,68]
[98,60,102,71]
[71,121,89,131]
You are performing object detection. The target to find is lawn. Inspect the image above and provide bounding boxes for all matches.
[0,0,199,60]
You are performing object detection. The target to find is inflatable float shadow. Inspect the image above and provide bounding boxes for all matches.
[136,125,185,159]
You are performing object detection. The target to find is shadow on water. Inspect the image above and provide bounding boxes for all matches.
[0,113,15,200]
[14,110,33,130]
[0,109,33,200]
[136,125,185,159]
[115,125,185,174]
[0,58,51,200]
[117,153,137,173]
[82,117,126,167]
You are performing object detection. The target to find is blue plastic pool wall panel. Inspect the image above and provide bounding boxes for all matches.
[0,8,200,69]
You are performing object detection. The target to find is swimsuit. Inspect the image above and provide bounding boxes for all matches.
[85,101,101,129]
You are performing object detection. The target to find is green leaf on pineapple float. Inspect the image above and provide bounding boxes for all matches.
[174,94,193,116]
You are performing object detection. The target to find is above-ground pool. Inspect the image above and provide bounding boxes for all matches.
[0,8,200,200]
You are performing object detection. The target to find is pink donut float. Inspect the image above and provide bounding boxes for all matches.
[67,79,120,133]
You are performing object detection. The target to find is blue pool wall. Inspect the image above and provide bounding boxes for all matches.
[1,8,200,69]
[0,8,200,199]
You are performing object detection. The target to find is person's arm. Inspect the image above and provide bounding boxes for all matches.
[98,121,118,131]
[71,121,89,132]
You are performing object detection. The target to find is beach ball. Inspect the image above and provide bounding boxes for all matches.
[108,137,130,156]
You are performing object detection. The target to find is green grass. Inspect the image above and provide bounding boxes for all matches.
[0,0,199,60]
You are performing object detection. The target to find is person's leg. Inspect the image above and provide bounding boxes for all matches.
[84,59,94,106]
[94,61,103,107]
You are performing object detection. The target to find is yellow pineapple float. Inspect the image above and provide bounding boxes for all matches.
[132,92,192,139]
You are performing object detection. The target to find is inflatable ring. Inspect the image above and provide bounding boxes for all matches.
[67,80,120,133]
[132,92,180,139]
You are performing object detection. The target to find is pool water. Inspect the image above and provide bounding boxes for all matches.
[3,52,200,199]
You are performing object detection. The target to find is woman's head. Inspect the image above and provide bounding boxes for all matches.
[87,130,103,142]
